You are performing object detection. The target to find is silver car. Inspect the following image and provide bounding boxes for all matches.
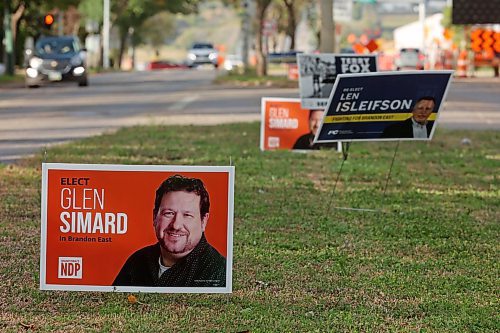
[186,42,219,68]
[394,48,425,71]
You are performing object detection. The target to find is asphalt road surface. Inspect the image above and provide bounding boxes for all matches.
[0,69,498,164]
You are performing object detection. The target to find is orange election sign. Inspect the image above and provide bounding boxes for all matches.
[40,163,234,293]
[260,98,312,151]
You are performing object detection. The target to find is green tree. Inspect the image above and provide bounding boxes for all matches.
[78,0,103,25]
[138,12,176,57]
[1,0,81,72]
[112,0,199,68]
[441,5,466,49]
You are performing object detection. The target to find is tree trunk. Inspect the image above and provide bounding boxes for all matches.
[117,28,128,69]
[10,2,25,68]
[255,0,271,77]
[284,0,296,50]
[320,0,335,53]
[11,3,24,44]
[63,6,81,36]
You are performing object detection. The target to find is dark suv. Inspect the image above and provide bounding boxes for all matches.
[25,35,88,87]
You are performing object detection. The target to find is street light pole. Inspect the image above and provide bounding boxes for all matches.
[418,0,427,52]
[103,0,110,69]
[242,0,252,70]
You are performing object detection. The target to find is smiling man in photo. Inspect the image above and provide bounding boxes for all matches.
[382,96,436,139]
[113,175,226,287]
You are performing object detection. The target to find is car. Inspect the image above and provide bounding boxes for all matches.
[186,42,219,68]
[25,35,88,88]
[394,48,425,70]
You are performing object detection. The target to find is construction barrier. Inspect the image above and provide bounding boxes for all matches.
[456,50,469,77]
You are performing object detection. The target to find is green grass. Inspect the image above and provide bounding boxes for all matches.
[0,74,24,84]
[0,123,498,332]
[215,68,298,88]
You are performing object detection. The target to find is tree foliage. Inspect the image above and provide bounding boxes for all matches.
[137,11,176,54]
[112,0,200,67]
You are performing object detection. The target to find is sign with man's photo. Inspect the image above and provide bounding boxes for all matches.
[313,71,454,143]
[40,163,234,293]
[297,53,378,109]
[260,97,335,151]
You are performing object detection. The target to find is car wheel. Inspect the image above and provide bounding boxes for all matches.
[78,79,88,87]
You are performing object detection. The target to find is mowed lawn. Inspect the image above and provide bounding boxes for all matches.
[0,122,498,332]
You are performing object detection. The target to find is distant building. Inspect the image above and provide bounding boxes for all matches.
[393,13,446,51]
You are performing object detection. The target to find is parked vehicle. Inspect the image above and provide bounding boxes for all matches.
[25,35,88,88]
[186,42,219,68]
[394,48,425,70]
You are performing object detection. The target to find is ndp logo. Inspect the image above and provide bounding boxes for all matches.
[58,257,82,279]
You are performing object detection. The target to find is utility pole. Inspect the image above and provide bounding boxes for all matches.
[103,0,110,69]
[2,0,14,75]
[419,0,427,68]
[242,0,250,70]
[57,10,64,36]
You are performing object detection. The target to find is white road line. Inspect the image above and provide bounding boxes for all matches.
[168,95,199,111]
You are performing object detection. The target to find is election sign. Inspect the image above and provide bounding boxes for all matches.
[260,98,310,150]
[260,97,335,151]
[40,163,234,293]
[297,53,378,109]
[314,71,454,143]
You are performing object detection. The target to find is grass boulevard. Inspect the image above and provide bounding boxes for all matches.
[0,122,498,332]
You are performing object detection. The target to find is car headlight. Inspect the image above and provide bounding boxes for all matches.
[188,53,196,60]
[73,66,85,75]
[209,53,218,61]
[70,55,82,66]
[26,68,38,78]
[29,57,43,69]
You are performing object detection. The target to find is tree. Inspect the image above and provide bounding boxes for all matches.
[111,0,200,68]
[1,0,81,73]
[138,12,176,57]
[319,0,334,52]
[254,0,272,76]
[281,0,309,50]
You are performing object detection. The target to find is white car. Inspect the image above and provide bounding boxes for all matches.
[186,42,218,68]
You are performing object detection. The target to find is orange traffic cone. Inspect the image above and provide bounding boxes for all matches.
[456,50,468,77]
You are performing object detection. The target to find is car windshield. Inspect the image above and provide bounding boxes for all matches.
[401,53,419,63]
[192,43,213,49]
[35,39,79,56]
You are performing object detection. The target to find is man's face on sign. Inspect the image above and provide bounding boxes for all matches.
[154,191,207,264]
[412,99,435,124]
[309,110,324,136]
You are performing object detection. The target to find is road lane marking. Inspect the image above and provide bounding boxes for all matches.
[168,95,199,111]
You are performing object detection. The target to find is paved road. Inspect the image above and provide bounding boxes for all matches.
[440,78,500,130]
[0,70,498,163]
